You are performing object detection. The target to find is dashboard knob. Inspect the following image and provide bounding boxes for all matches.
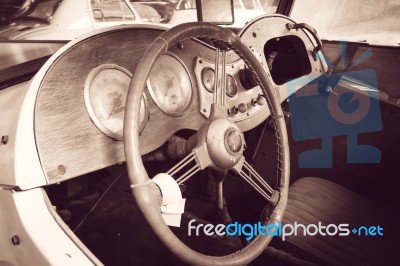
[232,106,239,114]
[238,103,248,113]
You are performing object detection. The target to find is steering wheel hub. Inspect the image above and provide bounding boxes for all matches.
[205,118,243,170]
[225,128,242,155]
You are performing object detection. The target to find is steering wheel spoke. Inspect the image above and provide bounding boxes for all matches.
[213,47,228,107]
[232,157,278,205]
[166,144,211,185]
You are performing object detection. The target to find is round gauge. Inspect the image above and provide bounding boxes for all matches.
[84,64,147,140]
[226,74,238,98]
[202,67,215,93]
[147,54,192,116]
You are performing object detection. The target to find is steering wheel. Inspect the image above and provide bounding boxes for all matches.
[124,22,290,266]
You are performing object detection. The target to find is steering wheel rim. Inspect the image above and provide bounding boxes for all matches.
[124,22,290,266]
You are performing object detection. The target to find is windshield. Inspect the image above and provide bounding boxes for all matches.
[175,0,196,10]
[290,0,400,46]
[176,0,272,11]
[91,0,136,21]
[0,0,278,40]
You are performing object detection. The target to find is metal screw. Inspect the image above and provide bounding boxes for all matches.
[177,42,184,50]
[1,135,8,145]
[11,235,20,245]
[57,165,66,175]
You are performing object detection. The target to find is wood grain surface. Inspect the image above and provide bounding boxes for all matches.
[35,19,322,184]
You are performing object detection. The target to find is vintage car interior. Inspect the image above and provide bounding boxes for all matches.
[0,0,398,265]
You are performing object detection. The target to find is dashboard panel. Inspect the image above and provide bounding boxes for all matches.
[194,56,267,123]
[34,15,326,184]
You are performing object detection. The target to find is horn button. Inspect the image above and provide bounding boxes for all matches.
[225,128,242,155]
[205,118,244,170]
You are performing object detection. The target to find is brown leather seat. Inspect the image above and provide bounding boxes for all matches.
[282,177,396,265]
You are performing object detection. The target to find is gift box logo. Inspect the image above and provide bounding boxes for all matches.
[287,43,382,168]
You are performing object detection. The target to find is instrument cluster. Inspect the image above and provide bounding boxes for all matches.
[194,56,267,122]
[84,51,266,140]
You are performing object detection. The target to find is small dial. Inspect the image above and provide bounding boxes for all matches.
[202,67,215,93]
[84,64,147,140]
[226,74,238,98]
[201,68,238,98]
[147,54,192,116]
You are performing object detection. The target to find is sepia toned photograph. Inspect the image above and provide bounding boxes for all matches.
[0,0,398,265]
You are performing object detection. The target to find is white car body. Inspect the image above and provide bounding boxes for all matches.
[0,0,160,40]
[0,36,96,266]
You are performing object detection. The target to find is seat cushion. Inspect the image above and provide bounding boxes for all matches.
[282,177,396,265]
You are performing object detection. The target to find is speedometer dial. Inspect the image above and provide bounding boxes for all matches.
[147,54,192,116]
[84,64,147,140]
[226,74,238,98]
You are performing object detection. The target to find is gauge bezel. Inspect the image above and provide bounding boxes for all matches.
[201,67,215,93]
[146,53,193,117]
[84,64,148,140]
[226,74,238,98]
[201,67,238,98]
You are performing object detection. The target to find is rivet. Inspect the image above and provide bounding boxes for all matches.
[177,42,184,49]
[252,32,257,38]
[11,235,20,245]
[57,165,66,175]
[1,135,8,145]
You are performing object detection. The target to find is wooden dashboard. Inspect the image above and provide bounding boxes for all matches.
[34,16,326,184]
